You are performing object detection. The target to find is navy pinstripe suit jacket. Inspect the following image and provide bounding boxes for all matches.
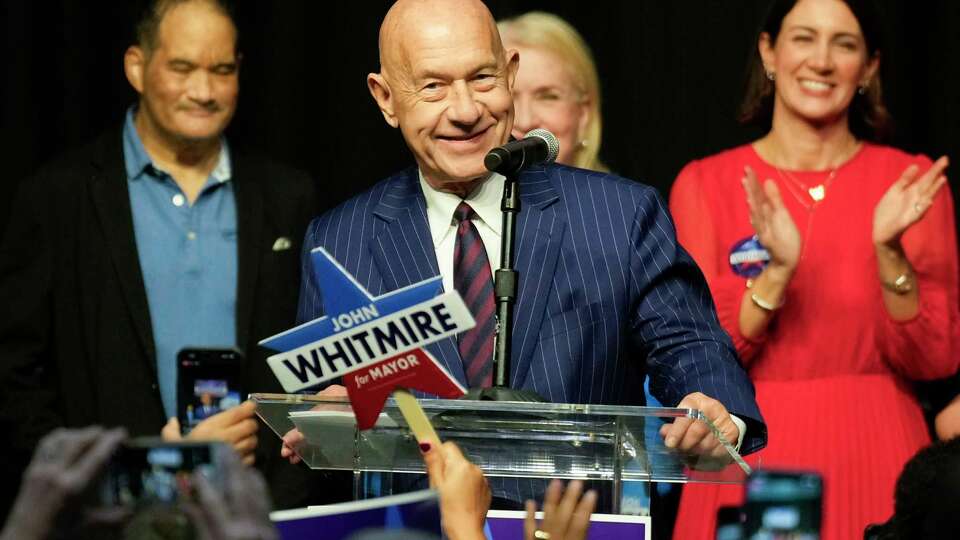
[297,163,766,455]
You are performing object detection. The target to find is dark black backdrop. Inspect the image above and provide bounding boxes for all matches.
[0,0,958,529]
[2,1,959,236]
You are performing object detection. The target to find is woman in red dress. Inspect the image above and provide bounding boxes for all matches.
[669,0,959,538]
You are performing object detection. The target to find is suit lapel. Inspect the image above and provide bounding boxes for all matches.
[365,167,567,388]
[510,167,565,388]
[233,155,263,354]
[88,130,156,372]
[370,169,466,384]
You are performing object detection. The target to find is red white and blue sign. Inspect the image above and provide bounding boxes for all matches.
[260,248,470,429]
[728,235,771,278]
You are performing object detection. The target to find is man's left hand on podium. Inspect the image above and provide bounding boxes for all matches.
[659,392,740,463]
[280,384,349,464]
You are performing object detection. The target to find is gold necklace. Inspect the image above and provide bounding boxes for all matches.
[773,167,838,209]
[767,139,860,209]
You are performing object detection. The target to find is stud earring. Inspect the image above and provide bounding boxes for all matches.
[858,83,869,95]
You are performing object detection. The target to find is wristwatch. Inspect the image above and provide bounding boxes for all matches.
[882,272,914,295]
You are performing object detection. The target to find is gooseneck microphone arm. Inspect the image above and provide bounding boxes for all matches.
[465,129,558,402]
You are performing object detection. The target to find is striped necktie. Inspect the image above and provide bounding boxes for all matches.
[453,201,495,388]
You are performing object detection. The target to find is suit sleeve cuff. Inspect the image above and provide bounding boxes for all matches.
[730,414,747,453]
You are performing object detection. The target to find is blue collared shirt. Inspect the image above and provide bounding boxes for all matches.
[123,107,238,419]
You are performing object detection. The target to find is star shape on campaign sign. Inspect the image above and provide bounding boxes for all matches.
[260,247,471,429]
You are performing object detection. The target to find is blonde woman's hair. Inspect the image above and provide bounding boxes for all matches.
[498,12,608,172]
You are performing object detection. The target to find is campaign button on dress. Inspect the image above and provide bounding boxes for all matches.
[729,235,770,278]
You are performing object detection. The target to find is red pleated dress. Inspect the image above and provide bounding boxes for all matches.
[668,143,960,540]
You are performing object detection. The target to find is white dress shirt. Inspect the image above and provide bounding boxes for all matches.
[419,171,504,294]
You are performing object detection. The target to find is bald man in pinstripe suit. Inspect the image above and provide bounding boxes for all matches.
[294,0,765,470]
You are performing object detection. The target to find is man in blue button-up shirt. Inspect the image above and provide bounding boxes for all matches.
[122,0,253,460]
[0,0,330,515]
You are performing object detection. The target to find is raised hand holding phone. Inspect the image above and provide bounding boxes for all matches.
[162,401,258,466]
[176,348,245,432]
[161,348,257,465]
[1,427,127,540]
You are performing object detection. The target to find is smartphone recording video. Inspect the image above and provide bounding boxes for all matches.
[743,470,823,540]
[716,505,745,540]
[98,439,228,508]
[177,347,244,433]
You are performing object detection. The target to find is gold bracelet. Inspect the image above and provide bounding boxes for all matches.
[746,279,784,311]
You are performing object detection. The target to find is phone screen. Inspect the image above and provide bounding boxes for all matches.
[743,470,822,540]
[177,348,244,432]
[99,439,226,507]
[716,505,744,540]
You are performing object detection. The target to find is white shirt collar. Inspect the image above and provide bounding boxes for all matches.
[418,170,504,247]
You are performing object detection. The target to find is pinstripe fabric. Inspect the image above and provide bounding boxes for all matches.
[297,164,767,499]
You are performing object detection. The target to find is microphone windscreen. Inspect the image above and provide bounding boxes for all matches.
[524,128,560,164]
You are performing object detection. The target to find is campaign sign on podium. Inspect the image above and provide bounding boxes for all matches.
[260,248,468,429]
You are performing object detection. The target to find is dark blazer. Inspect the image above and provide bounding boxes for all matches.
[298,164,767,454]
[0,126,336,511]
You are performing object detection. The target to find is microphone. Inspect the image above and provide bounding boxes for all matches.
[484,128,560,175]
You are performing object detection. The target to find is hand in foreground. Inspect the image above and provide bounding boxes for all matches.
[184,444,279,540]
[524,479,596,540]
[0,426,128,540]
[163,401,259,466]
[935,393,960,441]
[659,392,740,465]
[422,441,491,540]
[742,166,801,274]
[873,156,949,247]
[281,384,349,464]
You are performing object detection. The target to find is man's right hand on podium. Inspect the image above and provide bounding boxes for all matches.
[280,384,349,464]
[659,391,741,468]
[162,401,259,466]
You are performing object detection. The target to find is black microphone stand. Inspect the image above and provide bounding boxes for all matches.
[463,163,546,402]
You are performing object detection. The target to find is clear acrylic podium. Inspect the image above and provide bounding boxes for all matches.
[252,393,754,514]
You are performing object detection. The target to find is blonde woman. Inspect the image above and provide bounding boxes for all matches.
[499,12,607,172]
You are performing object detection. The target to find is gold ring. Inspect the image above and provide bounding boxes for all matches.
[534,530,552,540]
